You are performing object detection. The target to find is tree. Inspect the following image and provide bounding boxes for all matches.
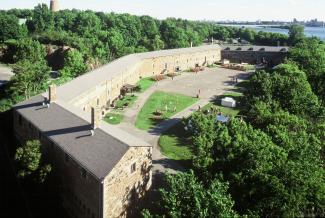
[288,38,325,103]
[244,63,322,119]
[27,4,54,33]
[157,171,238,218]
[188,115,325,217]
[288,24,305,45]
[15,140,52,183]
[160,20,189,49]
[60,49,87,78]
[107,28,125,58]
[10,59,50,99]
[0,13,27,42]
[11,38,47,63]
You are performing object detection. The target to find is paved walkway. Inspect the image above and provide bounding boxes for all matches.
[116,67,250,174]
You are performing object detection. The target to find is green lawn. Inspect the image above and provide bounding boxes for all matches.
[158,91,243,164]
[159,122,193,161]
[135,91,198,130]
[136,77,155,92]
[209,92,243,117]
[115,94,138,109]
[103,113,124,125]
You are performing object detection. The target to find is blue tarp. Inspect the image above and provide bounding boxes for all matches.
[216,115,229,123]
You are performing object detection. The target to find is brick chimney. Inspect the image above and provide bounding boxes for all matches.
[49,84,57,103]
[91,107,101,130]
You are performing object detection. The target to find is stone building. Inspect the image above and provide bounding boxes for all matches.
[56,44,221,114]
[221,45,289,66]
[13,45,222,218]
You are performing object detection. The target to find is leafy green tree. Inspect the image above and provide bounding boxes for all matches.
[212,26,230,41]
[188,116,325,217]
[158,171,238,218]
[11,38,47,63]
[15,140,52,183]
[0,13,27,42]
[160,20,189,49]
[107,28,125,58]
[60,50,87,77]
[288,38,325,102]
[27,4,54,33]
[10,59,50,99]
[244,63,321,119]
[73,11,102,37]
[288,24,305,45]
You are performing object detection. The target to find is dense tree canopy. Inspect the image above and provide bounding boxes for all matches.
[15,140,52,183]
[147,172,238,218]
[0,13,27,42]
[244,63,322,119]
[288,38,325,103]
[288,24,305,45]
[60,49,87,78]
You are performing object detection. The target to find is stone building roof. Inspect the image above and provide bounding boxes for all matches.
[14,95,149,180]
[221,45,289,52]
[57,45,221,102]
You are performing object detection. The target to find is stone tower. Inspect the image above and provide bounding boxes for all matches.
[50,0,59,12]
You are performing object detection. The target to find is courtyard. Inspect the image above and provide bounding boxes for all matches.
[111,67,251,174]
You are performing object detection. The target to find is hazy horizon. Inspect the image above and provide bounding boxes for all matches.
[1,0,325,22]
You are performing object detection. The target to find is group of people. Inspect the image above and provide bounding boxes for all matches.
[198,105,223,116]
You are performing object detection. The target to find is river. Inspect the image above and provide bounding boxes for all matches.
[221,24,325,41]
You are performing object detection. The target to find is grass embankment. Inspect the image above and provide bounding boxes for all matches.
[159,91,243,165]
[135,91,198,130]
[136,77,155,92]
[104,94,137,125]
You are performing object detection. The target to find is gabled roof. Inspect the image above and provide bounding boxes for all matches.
[14,95,137,180]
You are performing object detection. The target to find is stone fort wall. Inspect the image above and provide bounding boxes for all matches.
[221,49,287,65]
[69,49,221,116]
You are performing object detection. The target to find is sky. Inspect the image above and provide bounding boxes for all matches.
[1,0,324,21]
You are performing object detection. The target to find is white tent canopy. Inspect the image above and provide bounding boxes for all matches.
[221,97,236,108]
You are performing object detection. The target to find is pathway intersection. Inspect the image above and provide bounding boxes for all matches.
[114,68,250,174]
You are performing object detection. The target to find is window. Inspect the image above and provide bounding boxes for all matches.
[164,63,167,69]
[38,131,42,140]
[97,99,99,106]
[28,122,32,129]
[18,115,22,126]
[131,163,136,173]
